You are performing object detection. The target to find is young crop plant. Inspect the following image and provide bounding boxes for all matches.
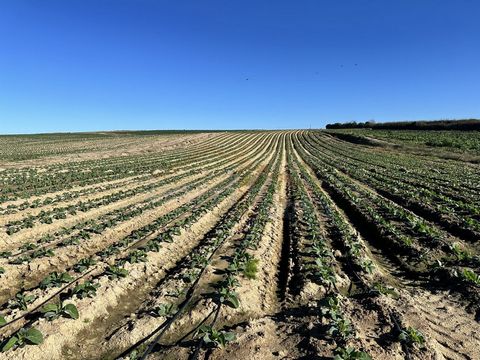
[126,249,148,264]
[1,327,43,352]
[459,268,480,286]
[72,281,100,299]
[449,242,472,261]
[31,248,55,259]
[73,257,97,273]
[360,259,375,274]
[105,265,129,280]
[327,315,354,340]
[197,325,236,349]
[0,315,6,327]
[398,326,425,349]
[41,301,79,320]
[217,284,240,309]
[370,282,398,298]
[0,251,12,258]
[39,272,74,289]
[334,347,372,360]
[243,256,259,279]
[319,294,356,340]
[9,254,32,265]
[19,242,38,251]
[151,303,178,317]
[9,293,37,311]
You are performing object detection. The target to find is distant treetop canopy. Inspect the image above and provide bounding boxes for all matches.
[325,119,480,131]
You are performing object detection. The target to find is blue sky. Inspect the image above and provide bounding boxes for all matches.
[1,1,479,133]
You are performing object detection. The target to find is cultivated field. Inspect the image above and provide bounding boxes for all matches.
[0,130,479,360]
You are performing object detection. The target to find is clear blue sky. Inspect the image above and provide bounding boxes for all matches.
[1,1,479,133]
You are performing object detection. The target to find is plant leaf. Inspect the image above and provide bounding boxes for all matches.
[1,336,18,352]
[41,303,58,314]
[63,304,79,319]
[25,328,43,345]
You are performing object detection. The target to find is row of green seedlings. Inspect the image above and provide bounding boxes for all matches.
[0,134,274,288]
[295,135,480,300]
[312,131,480,202]
[127,142,282,360]
[317,129,475,187]
[293,137,476,357]
[0,136,271,266]
[0,131,258,211]
[288,143,376,282]
[0,132,230,184]
[1,166,222,265]
[298,136,480,288]
[297,136,438,255]
[2,133,267,234]
[0,142,276,353]
[0,143,271,322]
[289,177,374,359]
[287,159,338,291]
[0,132,253,203]
[291,136,414,294]
[306,132,480,239]
[0,174,144,216]
[302,134,446,243]
[0,132,234,198]
[193,150,282,354]
[286,142,374,359]
[183,144,282,355]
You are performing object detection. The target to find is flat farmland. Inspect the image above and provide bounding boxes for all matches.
[0,130,479,360]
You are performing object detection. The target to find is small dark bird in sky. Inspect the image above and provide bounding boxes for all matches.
[245,78,249,80]
[355,63,358,66]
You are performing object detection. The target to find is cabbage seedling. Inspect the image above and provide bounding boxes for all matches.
[41,301,79,320]
[1,327,43,352]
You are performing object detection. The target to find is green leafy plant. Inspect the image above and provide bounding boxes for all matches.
[449,242,472,261]
[0,251,12,259]
[31,248,55,259]
[334,347,372,360]
[40,272,74,289]
[360,259,375,274]
[19,242,38,251]
[127,249,148,264]
[328,316,354,339]
[72,281,100,299]
[105,265,128,279]
[371,282,398,298]
[73,257,97,273]
[1,327,43,352]
[218,286,240,308]
[151,303,177,317]
[460,268,480,285]
[41,301,79,320]
[0,315,6,327]
[399,327,425,348]
[9,293,36,311]
[182,269,199,284]
[243,257,259,279]
[320,294,342,319]
[197,325,236,348]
